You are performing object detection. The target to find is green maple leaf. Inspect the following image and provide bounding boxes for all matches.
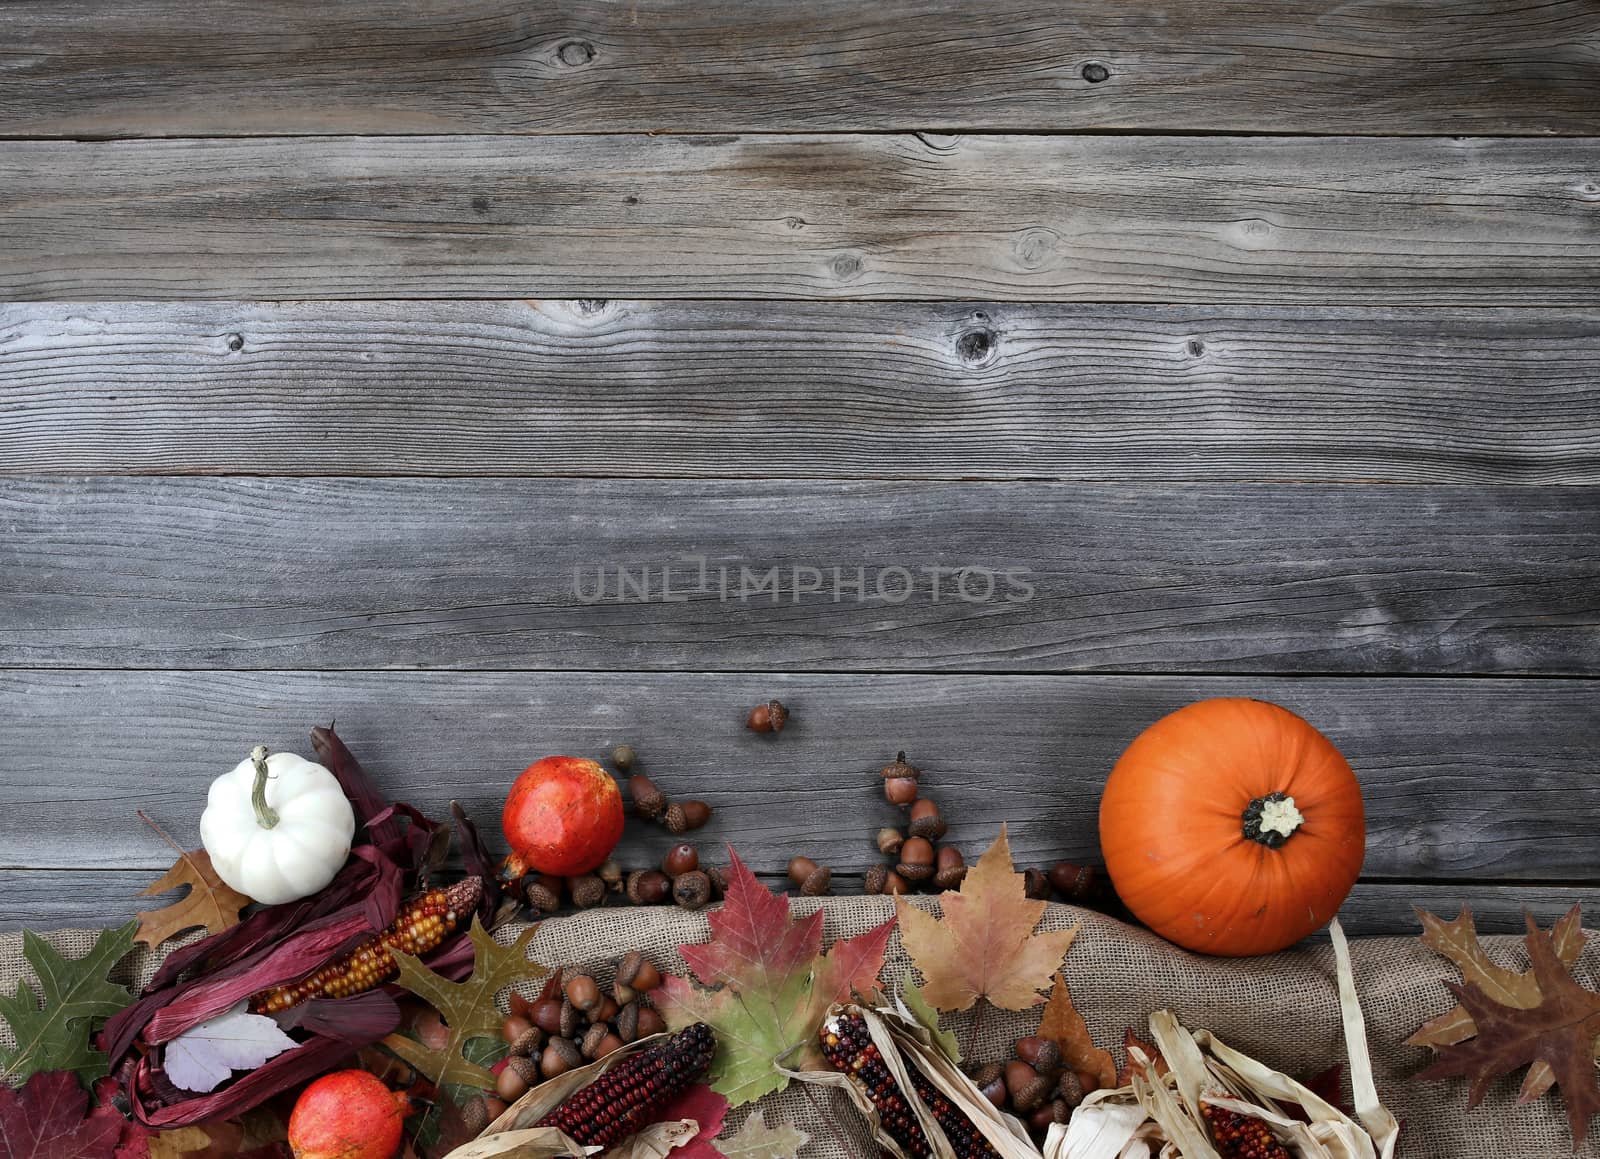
[0,921,137,1086]
[654,850,894,1106]
[383,920,546,1092]
[898,972,960,1064]
[715,1109,810,1159]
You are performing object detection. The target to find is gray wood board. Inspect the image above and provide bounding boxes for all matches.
[5,135,1599,302]
[1,478,1594,674]
[2,1,1597,137]
[0,669,1594,882]
[5,302,1598,483]
[0,871,1592,940]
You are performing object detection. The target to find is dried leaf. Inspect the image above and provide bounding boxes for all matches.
[712,1110,809,1159]
[896,827,1078,1012]
[654,850,894,1106]
[652,1085,729,1159]
[896,974,960,1064]
[131,815,251,950]
[0,1070,123,1159]
[1407,904,1592,1103]
[1416,912,1600,1148]
[1037,973,1116,1093]
[1115,1029,1166,1087]
[384,922,547,1093]
[0,924,137,1086]
[162,1003,296,1094]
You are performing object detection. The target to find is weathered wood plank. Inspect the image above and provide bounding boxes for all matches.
[2,1,1597,138]
[5,302,1598,483]
[1,478,1593,674]
[0,671,1594,885]
[1,870,1593,940]
[4,135,1598,302]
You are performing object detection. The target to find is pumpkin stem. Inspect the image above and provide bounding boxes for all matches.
[250,744,281,830]
[1242,791,1303,848]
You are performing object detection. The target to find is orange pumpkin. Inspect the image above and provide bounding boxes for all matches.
[1098,698,1365,956]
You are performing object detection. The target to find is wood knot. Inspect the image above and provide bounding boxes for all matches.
[471,195,490,214]
[1081,62,1111,83]
[573,299,609,317]
[1013,228,1057,270]
[956,328,998,366]
[1187,338,1206,358]
[225,333,244,352]
[914,132,963,153]
[830,253,863,281]
[557,40,595,67]
[1575,181,1600,203]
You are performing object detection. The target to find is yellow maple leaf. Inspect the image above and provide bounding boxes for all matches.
[896,826,1078,1011]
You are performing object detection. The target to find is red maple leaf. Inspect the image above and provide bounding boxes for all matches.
[0,1071,122,1159]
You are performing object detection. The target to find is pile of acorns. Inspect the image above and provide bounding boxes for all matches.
[969,1035,1086,1142]
[477,952,670,1127]
[621,841,726,913]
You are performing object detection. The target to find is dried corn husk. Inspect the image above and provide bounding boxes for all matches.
[786,1002,1040,1159]
[1045,921,1398,1159]
[445,1032,708,1159]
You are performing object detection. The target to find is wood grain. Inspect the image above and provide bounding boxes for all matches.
[5,302,1598,483]
[0,870,1592,939]
[1,670,1595,886]
[1,477,1593,674]
[2,0,1597,137]
[5,135,1599,302]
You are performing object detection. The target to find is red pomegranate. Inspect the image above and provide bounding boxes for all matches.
[288,1069,411,1159]
[502,756,624,877]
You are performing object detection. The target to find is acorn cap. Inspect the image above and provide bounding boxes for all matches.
[879,751,921,780]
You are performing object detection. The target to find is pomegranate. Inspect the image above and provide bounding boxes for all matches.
[502,756,624,877]
[288,1069,410,1159]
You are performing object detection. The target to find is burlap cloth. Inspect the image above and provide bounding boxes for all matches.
[5,898,1596,1158]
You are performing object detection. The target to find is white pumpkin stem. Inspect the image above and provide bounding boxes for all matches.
[250,744,281,830]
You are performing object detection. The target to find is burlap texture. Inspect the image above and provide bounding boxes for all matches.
[5,899,1597,1158]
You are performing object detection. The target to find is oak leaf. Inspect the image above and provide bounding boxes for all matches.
[654,850,894,1106]
[0,1070,122,1159]
[134,851,250,949]
[383,921,546,1093]
[1415,912,1600,1147]
[1037,972,1115,1092]
[0,924,136,1086]
[1408,905,1591,1103]
[711,1110,809,1159]
[896,827,1078,1012]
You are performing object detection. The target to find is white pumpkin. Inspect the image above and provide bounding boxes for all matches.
[200,746,356,905]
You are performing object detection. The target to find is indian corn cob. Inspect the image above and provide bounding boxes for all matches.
[1201,1102,1292,1159]
[535,1022,716,1148]
[820,1012,1001,1159]
[251,877,482,1014]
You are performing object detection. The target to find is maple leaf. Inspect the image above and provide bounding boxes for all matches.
[896,827,1078,1012]
[1037,972,1116,1092]
[383,921,545,1093]
[1408,905,1591,1103]
[1416,913,1600,1148]
[711,1110,809,1159]
[897,974,960,1063]
[134,849,250,949]
[0,1070,123,1159]
[653,850,894,1106]
[651,1084,729,1159]
[0,924,137,1086]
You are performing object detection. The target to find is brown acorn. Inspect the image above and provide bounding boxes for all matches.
[746,699,789,734]
[568,874,606,909]
[908,799,947,841]
[627,774,666,819]
[673,869,712,910]
[863,864,890,895]
[876,827,906,857]
[880,751,921,807]
[626,869,672,905]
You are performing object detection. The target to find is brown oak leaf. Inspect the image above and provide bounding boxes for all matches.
[1037,972,1115,1092]
[1116,1028,1167,1087]
[133,814,251,948]
[897,826,1078,1011]
[1408,905,1591,1103]
[1416,913,1600,1148]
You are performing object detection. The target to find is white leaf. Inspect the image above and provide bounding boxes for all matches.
[164,999,297,1092]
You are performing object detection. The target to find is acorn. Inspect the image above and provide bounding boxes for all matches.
[540,1037,582,1079]
[558,997,583,1038]
[702,863,728,899]
[615,1001,641,1042]
[627,869,672,905]
[568,874,606,909]
[663,802,690,834]
[880,751,921,807]
[1056,1070,1086,1108]
[882,869,911,895]
[863,864,890,895]
[876,827,906,857]
[1006,1061,1048,1112]
[908,798,947,841]
[746,699,788,734]
[678,800,712,830]
[636,1006,666,1037]
[673,869,712,910]
[972,1063,1007,1109]
[897,836,935,883]
[511,1025,544,1057]
[610,744,637,772]
[614,950,662,1002]
[461,1097,493,1138]
[663,842,700,876]
[1023,867,1052,901]
[932,846,967,890]
[628,774,666,819]
[525,875,562,915]
[1015,1036,1062,1076]
[797,863,831,896]
[580,1022,611,1059]
[597,858,625,893]
[1048,861,1103,904]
